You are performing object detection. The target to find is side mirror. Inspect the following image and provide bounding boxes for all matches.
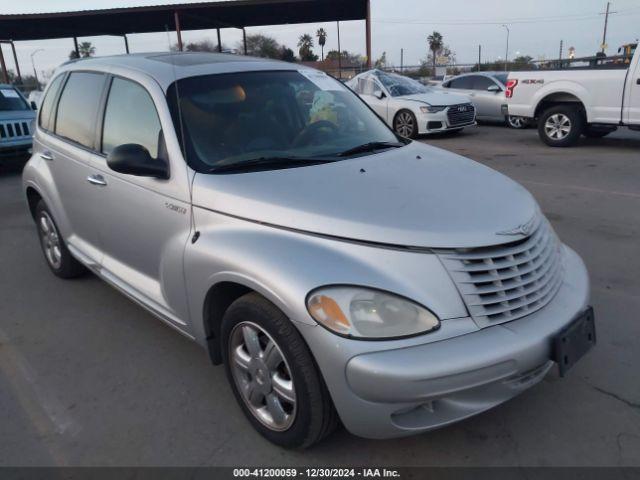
[30,101,38,110]
[487,84,501,93]
[374,90,386,99]
[107,144,169,179]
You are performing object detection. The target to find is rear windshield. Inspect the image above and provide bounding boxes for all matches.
[0,88,29,111]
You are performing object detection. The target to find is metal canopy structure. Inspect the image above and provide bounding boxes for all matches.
[0,0,371,84]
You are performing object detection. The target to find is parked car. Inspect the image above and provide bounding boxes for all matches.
[441,72,531,128]
[346,69,476,138]
[27,90,43,108]
[0,84,35,157]
[506,46,640,146]
[24,53,594,448]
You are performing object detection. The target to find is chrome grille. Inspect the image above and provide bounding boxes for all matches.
[446,103,475,126]
[436,217,563,327]
[0,121,30,139]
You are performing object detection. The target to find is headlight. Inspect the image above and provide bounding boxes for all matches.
[306,286,440,339]
[420,105,446,113]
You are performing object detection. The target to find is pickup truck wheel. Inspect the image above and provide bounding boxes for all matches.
[394,110,418,139]
[583,126,616,138]
[35,200,86,279]
[221,292,338,448]
[538,106,584,147]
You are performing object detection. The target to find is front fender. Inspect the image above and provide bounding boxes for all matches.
[184,207,468,347]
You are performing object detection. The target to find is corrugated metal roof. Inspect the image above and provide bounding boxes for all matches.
[0,0,367,41]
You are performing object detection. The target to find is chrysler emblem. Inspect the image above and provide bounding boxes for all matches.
[497,216,537,236]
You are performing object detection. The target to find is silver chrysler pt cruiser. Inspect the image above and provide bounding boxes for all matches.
[23,53,595,448]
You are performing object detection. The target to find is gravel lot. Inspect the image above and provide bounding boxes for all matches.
[1,125,639,467]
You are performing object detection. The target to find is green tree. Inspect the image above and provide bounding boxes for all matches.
[374,51,387,69]
[279,46,296,63]
[298,34,318,61]
[69,41,95,60]
[242,34,281,59]
[316,28,328,61]
[427,31,444,75]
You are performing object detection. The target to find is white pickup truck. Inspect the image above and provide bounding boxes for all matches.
[505,48,640,146]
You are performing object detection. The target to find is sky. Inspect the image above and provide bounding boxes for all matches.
[2,0,640,80]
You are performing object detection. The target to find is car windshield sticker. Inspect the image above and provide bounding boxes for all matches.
[299,70,341,91]
[0,89,20,98]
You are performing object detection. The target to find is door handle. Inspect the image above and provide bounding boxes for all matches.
[40,151,53,161]
[87,174,107,187]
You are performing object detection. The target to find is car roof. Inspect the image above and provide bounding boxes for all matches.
[56,52,301,91]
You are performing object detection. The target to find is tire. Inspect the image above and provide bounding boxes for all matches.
[506,115,529,129]
[394,110,418,139]
[221,292,338,448]
[583,126,616,138]
[34,200,86,279]
[538,105,585,147]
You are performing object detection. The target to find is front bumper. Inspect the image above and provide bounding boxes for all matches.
[417,108,476,135]
[298,246,590,439]
[0,138,32,157]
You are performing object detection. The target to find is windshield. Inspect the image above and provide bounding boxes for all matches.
[375,71,430,97]
[167,70,402,172]
[0,88,29,111]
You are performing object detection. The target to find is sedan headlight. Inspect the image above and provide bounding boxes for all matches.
[306,286,440,339]
[420,105,446,113]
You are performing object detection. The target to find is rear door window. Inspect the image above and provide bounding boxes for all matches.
[55,72,106,148]
[101,77,162,158]
[38,74,65,131]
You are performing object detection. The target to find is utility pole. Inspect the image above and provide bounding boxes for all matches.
[600,2,617,54]
[478,45,482,71]
[400,48,404,73]
[501,25,510,71]
[559,40,563,60]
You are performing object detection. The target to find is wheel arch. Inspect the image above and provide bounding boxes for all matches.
[534,90,587,120]
[25,186,43,220]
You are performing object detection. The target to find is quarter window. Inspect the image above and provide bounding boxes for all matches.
[38,75,65,131]
[102,78,162,158]
[55,72,106,148]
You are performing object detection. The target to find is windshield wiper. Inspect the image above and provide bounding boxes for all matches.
[336,141,405,157]
[208,156,335,174]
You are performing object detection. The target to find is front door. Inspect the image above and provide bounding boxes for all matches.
[90,75,193,329]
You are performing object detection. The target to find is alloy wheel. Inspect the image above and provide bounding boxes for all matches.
[544,113,572,140]
[229,321,297,431]
[38,211,62,269]
[508,116,527,128]
[395,112,415,138]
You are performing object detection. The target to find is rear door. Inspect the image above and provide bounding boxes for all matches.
[38,71,108,266]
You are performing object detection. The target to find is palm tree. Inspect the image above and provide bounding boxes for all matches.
[316,28,327,61]
[427,31,444,76]
[297,34,316,61]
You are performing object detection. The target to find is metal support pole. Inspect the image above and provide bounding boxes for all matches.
[337,21,342,78]
[0,44,8,83]
[73,37,79,57]
[365,0,372,69]
[9,41,21,86]
[123,34,129,54]
[217,28,222,52]
[478,45,482,71]
[243,28,247,55]
[400,48,403,73]
[502,25,509,71]
[174,11,183,51]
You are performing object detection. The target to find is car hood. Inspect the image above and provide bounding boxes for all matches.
[192,141,538,249]
[400,91,470,106]
[0,109,35,121]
